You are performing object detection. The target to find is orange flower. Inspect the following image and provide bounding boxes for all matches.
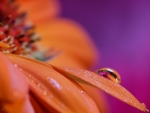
[0,0,149,113]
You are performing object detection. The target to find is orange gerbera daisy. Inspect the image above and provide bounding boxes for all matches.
[0,0,149,113]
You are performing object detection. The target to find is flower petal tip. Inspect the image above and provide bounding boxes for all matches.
[52,66,148,112]
[145,109,149,112]
[141,103,149,112]
[143,108,149,112]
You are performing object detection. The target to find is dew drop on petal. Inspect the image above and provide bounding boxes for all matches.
[47,78,62,90]
[50,95,53,98]
[37,83,41,87]
[80,90,85,94]
[80,91,84,93]
[142,103,146,107]
[28,74,31,78]
[141,103,149,112]
[14,64,18,67]
[42,90,47,96]
[146,109,149,112]
[95,68,121,84]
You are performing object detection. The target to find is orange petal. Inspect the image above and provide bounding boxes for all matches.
[16,0,60,24]
[6,54,99,113]
[36,18,105,112]
[36,18,106,112]
[0,53,34,113]
[79,83,109,113]
[36,18,99,68]
[52,66,149,112]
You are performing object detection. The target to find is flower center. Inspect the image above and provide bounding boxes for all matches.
[0,0,39,56]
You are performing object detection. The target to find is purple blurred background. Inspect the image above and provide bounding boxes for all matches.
[60,0,150,113]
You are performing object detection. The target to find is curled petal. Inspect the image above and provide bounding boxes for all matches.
[52,66,149,112]
[6,54,99,113]
[0,53,34,113]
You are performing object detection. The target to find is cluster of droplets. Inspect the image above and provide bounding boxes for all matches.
[0,0,39,56]
[14,63,52,98]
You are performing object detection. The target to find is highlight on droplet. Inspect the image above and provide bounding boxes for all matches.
[95,68,121,84]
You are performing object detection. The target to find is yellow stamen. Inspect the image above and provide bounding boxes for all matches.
[0,42,10,49]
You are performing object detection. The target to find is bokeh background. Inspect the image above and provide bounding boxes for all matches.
[59,0,150,113]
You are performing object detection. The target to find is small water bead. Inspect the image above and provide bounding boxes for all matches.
[14,64,18,67]
[142,103,146,107]
[37,83,41,87]
[80,90,85,94]
[80,91,84,93]
[28,74,31,78]
[141,103,149,112]
[95,68,121,84]
[42,90,47,96]
[47,77,62,90]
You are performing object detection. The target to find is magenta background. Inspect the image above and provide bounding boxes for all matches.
[60,0,150,113]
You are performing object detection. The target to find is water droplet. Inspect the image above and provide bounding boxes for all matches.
[142,103,146,107]
[146,109,149,112]
[80,90,85,93]
[42,90,47,96]
[141,103,149,112]
[37,83,41,87]
[47,78,62,90]
[95,68,121,84]
[28,74,31,78]
[14,64,18,67]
